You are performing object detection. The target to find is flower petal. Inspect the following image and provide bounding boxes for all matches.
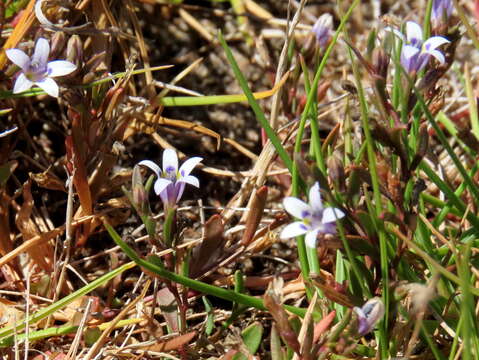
[178,156,202,178]
[6,49,30,71]
[138,160,161,177]
[322,207,345,223]
[178,175,199,188]
[283,197,312,219]
[406,21,423,43]
[162,148,178,175]
[305,229,320,248]
[12,73,34,94]
[423,36,450,51]
[154,178,172,195]
[400,45,420,73]
[32,38,50,67]
[47,60,77,77]
[280,222,309,239]
[308,182,323,211]
[35,77,59,97]
[426,49,445,64]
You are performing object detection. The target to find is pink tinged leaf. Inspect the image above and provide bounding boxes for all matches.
[322,207,345,223]
[305,229,320,248]
[162,148,178,174]
[283,197,311,219]
[47,60,77,77]
[154,178,172,195]
[280,222,309,239]
[35,77,59,97]
[6,49,30,70]
[13,73,34,93]
[32,38,50,67]
[138,160,161,177]
[178,174,199,187]
[178,156,202,177]
[313,310,336,343]
[406,21,423,43]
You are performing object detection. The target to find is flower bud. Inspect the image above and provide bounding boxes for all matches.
[132,164,149,215]
[353,297,385,335]
[50,32,66,59]
[66,35,83,69]
[312,14,333,50]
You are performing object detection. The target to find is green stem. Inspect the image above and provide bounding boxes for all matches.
[105,223,307,317]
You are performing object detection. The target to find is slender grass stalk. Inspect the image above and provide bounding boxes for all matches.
[104,223,307,317]
[0,262,135,341]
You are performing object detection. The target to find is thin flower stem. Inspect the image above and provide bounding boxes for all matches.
[291,0,359,295]
[163,208,176,247]
[105,223,308,317]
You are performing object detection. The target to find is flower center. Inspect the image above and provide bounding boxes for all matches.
[26,61,48,81]
[164,165,177,181]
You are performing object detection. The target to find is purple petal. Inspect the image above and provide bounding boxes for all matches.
[138,160,161,177]
[178,156,202,177]
[162,148,178,175]
[12,73,34,94]
[308,182,323,211]
[283,197,311,219]
[178,174,199,188]
[400,45,420,73]
[406,21,423,44]
[6,49,30,71]
[322,207,345,223]
[47,60,77,77]
[280,222,309,239]
[175,182,186,203]
[35,77,59,97]
[154,178,172,196]
[304,229,320,248]
[32,38,50,68]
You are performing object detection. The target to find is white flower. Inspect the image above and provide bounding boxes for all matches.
[6,37,77,97]
[280,182,345,248]
[139,149,202,208]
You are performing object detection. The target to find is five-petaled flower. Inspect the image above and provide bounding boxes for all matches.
[280,182,345,248]
[312,14,333,49]
[6,37,77,98]
[139,149,202,208]
[393,21,450,74]
[353,298,385,335]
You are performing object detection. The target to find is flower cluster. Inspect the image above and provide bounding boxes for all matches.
[139,149,202,209]
[6,38,76,98]
[280,182,345,248]
[390,21,449,74]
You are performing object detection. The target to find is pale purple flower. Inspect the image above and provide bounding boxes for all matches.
[280,182,345,248]
[6,37,77,98]
[353,298,385,335]
[432,0,453,26]
[139,149,202,208]
[312,14,333,49]
[393,21,450,73]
